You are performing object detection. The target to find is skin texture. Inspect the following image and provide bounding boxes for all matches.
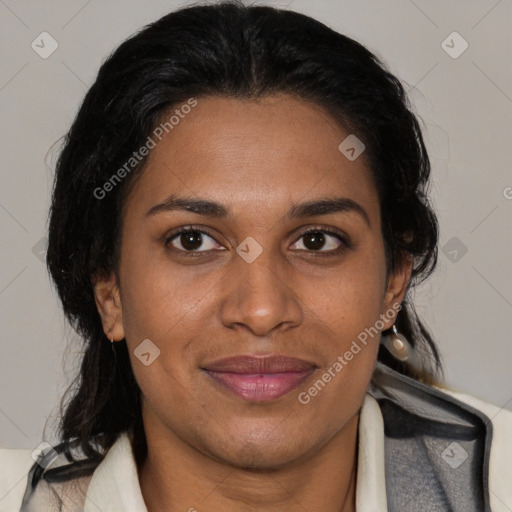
[93,94,412,512]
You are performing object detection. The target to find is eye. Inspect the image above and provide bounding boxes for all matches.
[290,228,348,253]
[165,227,224,252]
[164,226,351,256]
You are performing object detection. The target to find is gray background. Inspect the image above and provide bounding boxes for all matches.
[0,0,511,449]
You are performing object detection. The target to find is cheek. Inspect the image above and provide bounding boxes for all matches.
[119,243,218,340]
[310,249,387,332]
[299,262,384,415]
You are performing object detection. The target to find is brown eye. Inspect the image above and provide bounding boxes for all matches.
[291,229,347,253]
[302,231,326,250]
[165,228,223,252]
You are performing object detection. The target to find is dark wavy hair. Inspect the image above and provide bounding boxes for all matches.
[46,0,441,466]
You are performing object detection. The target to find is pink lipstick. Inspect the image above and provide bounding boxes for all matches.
[201,354,316,402]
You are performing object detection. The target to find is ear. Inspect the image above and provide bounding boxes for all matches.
[381,254,413,330]
[91,271,125,342]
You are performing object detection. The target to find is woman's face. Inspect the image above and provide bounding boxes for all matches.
[95,94,410,468]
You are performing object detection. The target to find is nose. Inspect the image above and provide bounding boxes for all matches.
[219,245,304,337]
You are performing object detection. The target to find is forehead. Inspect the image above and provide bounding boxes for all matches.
[123,94,379,223]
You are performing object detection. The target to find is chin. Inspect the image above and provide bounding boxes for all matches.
[201,430,313,470]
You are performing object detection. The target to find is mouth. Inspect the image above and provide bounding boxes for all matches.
[201,354,317,402]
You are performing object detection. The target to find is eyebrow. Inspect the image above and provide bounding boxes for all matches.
[146,195,371,227]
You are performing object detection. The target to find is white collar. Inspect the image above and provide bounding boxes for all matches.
[84,430,148,512]
[84,393,386,512]
[356,394,388,511]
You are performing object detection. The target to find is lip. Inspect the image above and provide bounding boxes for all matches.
[201,355,317,402]
[202,354,316,373]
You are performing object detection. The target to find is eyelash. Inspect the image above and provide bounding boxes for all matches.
[164,225,352,257]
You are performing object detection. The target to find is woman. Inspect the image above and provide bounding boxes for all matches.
[1,1,510,511]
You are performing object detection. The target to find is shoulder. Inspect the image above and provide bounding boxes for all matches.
[436,385,512,511]
[437,385,512,431]
[0,447,34,511]
[0,436,105,512]
[371,363,512,510]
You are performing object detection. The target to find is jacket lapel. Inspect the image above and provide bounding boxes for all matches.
[369,363,492,512]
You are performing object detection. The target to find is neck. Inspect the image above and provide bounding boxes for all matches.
[137,409,359,512]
